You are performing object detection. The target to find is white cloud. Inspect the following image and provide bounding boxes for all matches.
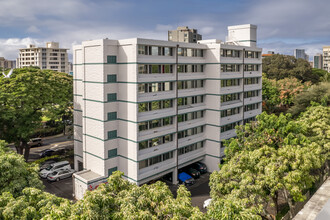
[0,38,42,60]
[27,25,40,33]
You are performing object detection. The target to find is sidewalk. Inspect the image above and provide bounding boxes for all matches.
[293,177,330,220]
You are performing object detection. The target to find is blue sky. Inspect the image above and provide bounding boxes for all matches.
[0,0,329,61]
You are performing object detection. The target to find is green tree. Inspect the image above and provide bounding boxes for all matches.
[262,54,319,83]
[0,141,43,197]
[312,68,330,82]
[0,188,72,219]
[211,112,326,219]
[262,75,280,113]
[0,67,73,160]
[72,171,204,219]
[289,82,330,116]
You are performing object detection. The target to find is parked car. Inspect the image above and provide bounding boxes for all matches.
[178,172,195,186]
[47,169,75,182]
[40,149,55,158]
[28,138,43,147]
[39,159,58,171]
[191,162,207,174]
[185,167,200,179]
[39,161,71,178]
[203,198,212,209]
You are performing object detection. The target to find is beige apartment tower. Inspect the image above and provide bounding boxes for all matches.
[168,26,202,43]
[323,46,330,72]
[17,42,69,73]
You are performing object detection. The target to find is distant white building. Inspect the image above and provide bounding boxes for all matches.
[17,42,69,73]
[72,24,262,199]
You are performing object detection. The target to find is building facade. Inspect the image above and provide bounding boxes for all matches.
[17,42,69,73]
[294,49,308,61]
[0,57,15,69]
[314,54,323,69]
[72,24,262,199]
[323,46,330,72]
[168,26,202,43]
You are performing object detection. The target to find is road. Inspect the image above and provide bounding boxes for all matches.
[9,134,74,161]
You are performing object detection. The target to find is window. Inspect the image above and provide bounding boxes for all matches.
[107,56,117,64]
[178,126,204,139]
[138,100,173,112]
[221,79,240,87]
[244,90,259,98]
[177,80,204,90]
[244,64,259,71]
[139,151,174,169]
[178,111,204,123]
[178,141,204,155]
[221,121,240,132]
[244,77,259,85]
[139,134,173,150]
[221,49,240,58]
[221,93,240,103]
[107,93,117,102]
[108,130,117,140]
[108,149,117,159]
[108,167,118,176]
[178,95,204,106]
[107,112,117,121]
[107,74,117,83]
[138,82,173,93]
[244,103,259,112]
[138,117,173,131]
[221,64,240,72]
[221,107,240,117]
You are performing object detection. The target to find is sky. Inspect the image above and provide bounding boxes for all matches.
[0,0,329,61]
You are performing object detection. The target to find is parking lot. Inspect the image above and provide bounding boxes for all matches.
[42,172,210,211]
[42,178,74,200]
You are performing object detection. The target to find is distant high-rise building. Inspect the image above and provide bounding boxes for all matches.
[314,54,323,69]
[294,49,308,61]
[168,26,202,43]
[17,42,69,73]
[0,57,15,69]
[323,46,330,72]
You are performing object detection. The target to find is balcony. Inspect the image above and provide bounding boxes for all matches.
[178,72,205,81]
[244,108,261,119]
[178,148,205,166]
[220,71,243,79]
[138,73,175,83]
[244,95,262,105]
[138,108,176,122]
[178,88,205,98]
[178,103,206,115]
[220,129,237,140]
[139,158,176,178]
[178,118,205,132]
[220,85,243,95]
[220,114,243,126]
[138,91,175,103]
[220,100,242,108]
[138,141,176,160]
[244,71,262,78]
[178,133,204,148]
[138,126,175,143]
[244,83,262,91]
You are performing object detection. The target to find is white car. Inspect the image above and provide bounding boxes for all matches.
[47,169,75,182]
[39,161,71,178]
[203,198,212,209]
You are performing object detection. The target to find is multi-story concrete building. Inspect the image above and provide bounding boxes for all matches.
[294,49,308,61]
[72,24,262,199]
[323,46,330,72]
[0,57,15,69]
[17,42,69,73]
[168,26,202,43]
[314,53,323,69]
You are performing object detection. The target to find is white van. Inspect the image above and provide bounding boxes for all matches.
[39,161,71,178]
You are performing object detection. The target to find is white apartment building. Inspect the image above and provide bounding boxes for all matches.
[323,46,330,72]
[72,24,262,199]
[17,42,69,73]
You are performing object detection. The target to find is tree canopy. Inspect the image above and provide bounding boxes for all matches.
[262,54,319,83]
[209,109,328,219]
[0,68,73,160]
[0,141,43,197]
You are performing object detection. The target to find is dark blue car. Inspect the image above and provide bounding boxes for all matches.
[178,172,195,186]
